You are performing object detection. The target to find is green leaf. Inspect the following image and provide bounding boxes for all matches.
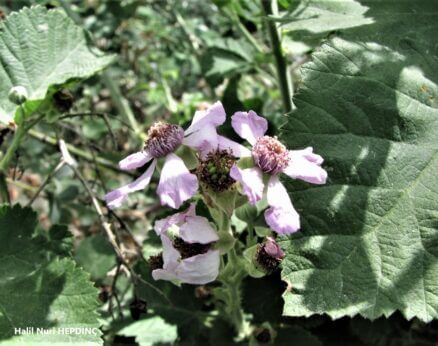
[279,2,438,323]
[118,316,177,346]
[74,234,116,283]
[278,0,373,34]
[0,205,102,344]
[0,6,114,124]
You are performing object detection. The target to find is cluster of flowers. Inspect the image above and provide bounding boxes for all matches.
[105,102,327,284]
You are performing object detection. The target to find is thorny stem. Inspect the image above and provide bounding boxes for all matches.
[261,0,294,113]
[26,160,66,207]
[58,140,172,306]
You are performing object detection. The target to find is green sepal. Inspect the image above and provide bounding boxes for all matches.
[236,156,255,169]
[175,144,198,170]
[243,244,266,278]
[203,185,240,218]
[215,229,236,254]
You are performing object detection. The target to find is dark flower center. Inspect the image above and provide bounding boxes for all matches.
[173,237,212,259]
[145,121,184,158]
[148,253,164,270]
[252,136,289,175]
[197,150,236,192]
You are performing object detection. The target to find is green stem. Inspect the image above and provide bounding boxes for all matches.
[0,122,28,203]
[28,129,135,177]
[0,173,10,204]
[101,73,142,139]
[261,0,294,113]
[0,123,26,174]
[246,224,256,247]
[226,9,264,54]
[223,247,245,333]
[59,0,142,139]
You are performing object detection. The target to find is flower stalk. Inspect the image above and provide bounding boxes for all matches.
[261,0,294,113]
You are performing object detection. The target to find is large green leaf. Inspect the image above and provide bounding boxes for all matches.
[0,205,102,344]
[0,5,114,124]
[278,0,373,34]
[279,1,438,322]
[118,316,177,346]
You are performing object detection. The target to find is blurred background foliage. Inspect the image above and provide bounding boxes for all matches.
[0,0,436,345]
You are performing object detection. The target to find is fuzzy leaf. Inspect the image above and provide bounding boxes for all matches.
[0,6,114,124]
[118,316,177,346]
[278,0,373,34]
[280,2,438,322]
[0,205,102,344]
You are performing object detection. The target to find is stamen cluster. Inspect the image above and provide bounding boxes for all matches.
[145,121,184,158]
[197,150,235,192]
[148,253,164,270]
[252,136,289,175]
[173,237,212,259]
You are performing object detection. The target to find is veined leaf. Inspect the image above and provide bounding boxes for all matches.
[118,316,177,346]
[0,205,102,344]
[0,6,114,124]
[280,2,438,322]
[277,0,373,34]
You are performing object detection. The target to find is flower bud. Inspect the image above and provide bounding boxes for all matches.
[8,86,28,105]
[255,237,285,274]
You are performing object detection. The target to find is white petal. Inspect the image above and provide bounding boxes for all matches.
[157,153,198,209]
[217,135,252,158]
[177,250,220,285]
[184,101,226,136]
[230,165,264,205]
[231,110,268,145]
[104,160,157,209]
[283,148,327,184]
[119,151,152,170]
[179,216,219,244]
[154,203,196,236]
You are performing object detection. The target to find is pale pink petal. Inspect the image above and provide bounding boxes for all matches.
[229,165,264,205]
[154,203,196,236]
[118,151,152,170]
[161,235,180,269]
[231,110,268,145]
[183,124,218,157]
[283,147,327,184]
[177,250,220,285]
[184,101,226,136]
[157,153,198,209]
[152,235,180,282]
[104,160,157,209]
[264,176,300,234]
[179,216,219,244]
[218,135,251,158]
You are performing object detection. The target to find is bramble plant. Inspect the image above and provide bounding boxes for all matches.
[0,1,437,345]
